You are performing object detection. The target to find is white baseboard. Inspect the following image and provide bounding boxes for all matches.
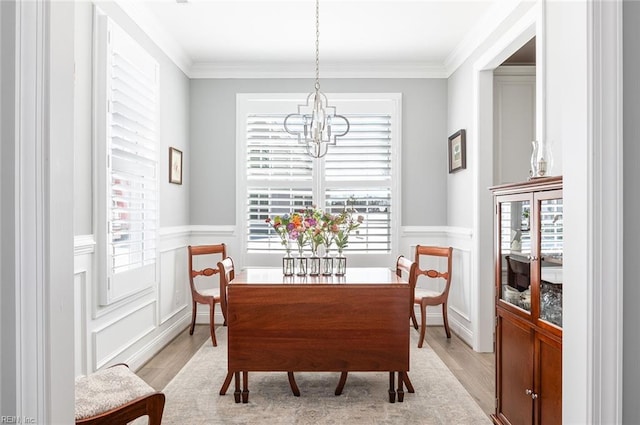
[194,310,225,326]
[415,306,474,347]
[125,312,192,372]
[450,316,474,347]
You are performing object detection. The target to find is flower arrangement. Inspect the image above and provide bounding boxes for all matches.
[265,214,291,248]
[304,207,324,256]
[319,211,342,255]
[334,200,364,255]
[265,199,364,257]
[288,211,309,255]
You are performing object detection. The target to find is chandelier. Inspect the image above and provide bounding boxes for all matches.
[284,0,350,158]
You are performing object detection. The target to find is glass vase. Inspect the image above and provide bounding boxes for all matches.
[335,251,347,276]
[321,249,334,276]
[282,248,294,276]
[530,140,554,178]
[295,250,307,276]
[309,247,320,276]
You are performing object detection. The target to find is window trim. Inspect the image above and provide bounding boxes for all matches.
[236,92,402,268]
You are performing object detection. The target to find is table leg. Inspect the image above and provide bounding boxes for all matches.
[397,371,405,402]
[403,372,415,393]
[287,371,301,396]
[334,372,348,395]
[388,372,396,403]
[233,372,241,403]
[219,371,234,395]
[242,371,249,403]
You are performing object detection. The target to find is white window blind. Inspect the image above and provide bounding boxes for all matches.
[241,95,398,259]
[246,113,313,251]
[95,11,159,304]
[323,114,392,253]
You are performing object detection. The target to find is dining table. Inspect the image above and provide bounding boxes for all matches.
[218,267,413,404]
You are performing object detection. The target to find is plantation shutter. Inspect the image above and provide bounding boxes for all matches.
[323,114,392,252]
[244,108,393,254]
[96,12,159,304]
[246,114,314,251]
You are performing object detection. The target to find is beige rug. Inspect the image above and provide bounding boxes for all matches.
[156,327,490,425]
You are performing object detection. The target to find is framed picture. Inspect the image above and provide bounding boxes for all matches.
[448,129,466,173]
[169,147,183,185]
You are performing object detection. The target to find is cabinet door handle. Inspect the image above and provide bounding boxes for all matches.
[525,389,539,399]
[527,255,539,261]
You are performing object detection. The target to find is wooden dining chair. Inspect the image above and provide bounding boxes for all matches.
[188,244,227,347]
[75,364,165,425]
[334,255,416,401]
[217,256,234,329]
[412,245,454,348]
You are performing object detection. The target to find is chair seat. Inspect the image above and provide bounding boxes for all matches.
[199,288,219,299]
[75,365,155,421]
[414,287,441,300]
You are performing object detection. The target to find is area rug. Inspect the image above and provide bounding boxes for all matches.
[156,328,490,425]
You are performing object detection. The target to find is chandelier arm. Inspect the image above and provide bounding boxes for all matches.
[334,114,351,137]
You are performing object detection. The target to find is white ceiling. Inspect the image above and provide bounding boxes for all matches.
[116,0,513,78]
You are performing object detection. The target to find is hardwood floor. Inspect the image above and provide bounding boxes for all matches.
[424,326,495,416]
[136,324,494,416]
[136,325,210,391]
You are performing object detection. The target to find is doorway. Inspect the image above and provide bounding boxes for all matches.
[471,12,538,353]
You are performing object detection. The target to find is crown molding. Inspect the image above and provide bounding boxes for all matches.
[114,0,531,80]
[113,0,192,76]
[188,61,448,79]
[444,0,531,77]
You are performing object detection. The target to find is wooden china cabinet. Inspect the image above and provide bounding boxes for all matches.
[490,176,563,425]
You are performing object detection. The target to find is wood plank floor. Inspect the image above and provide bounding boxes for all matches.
[136,325,494,416]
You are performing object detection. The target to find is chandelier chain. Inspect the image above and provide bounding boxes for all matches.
[315,0,320,91]
[283,0,349,158]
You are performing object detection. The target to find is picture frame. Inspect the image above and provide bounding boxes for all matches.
[448,129,466,173]
[169,147,183,185]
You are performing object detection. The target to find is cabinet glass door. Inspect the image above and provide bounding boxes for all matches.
[539,197,563,328]
[500,199,532,312]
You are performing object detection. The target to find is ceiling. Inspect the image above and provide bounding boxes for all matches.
[117,0,517,78]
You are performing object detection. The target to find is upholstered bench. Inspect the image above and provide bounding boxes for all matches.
[75,364,165,425]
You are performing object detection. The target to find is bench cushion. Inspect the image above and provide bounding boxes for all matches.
[75,365,155,420]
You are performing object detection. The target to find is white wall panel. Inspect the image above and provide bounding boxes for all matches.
[159,227,190,325]
[74,236,95,377]
[75,229,191,376]
[93,301,156,369]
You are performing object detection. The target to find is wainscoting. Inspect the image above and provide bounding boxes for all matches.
[74,225,476,375]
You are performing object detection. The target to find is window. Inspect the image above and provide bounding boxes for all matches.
[94,10,159,304]
[237,93,401,267]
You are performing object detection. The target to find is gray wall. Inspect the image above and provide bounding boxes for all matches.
[73,1,191,235]
[189,78,448,226]
[624,1,640,422]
